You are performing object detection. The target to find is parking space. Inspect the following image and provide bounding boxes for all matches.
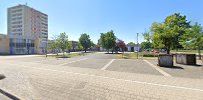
[106,59,162,75]
[1,53,203,99]
[1,53,202,79]
[147,59,203,79]
[38,58,85,65]
[64,58,112,69]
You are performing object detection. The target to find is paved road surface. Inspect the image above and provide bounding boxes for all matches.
[0,53,203,100]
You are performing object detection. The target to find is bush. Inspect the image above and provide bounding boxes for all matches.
[143,53,158,57]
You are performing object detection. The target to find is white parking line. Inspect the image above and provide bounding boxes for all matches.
[7,63,203,92]
[59,58,88,66]
[143,60,172,77]
[101,59,115,70]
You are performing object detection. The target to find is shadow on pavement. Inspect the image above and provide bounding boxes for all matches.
[0,75,20,99]
[0,89,20,100]
[188,64,202,67]
[105,53,122,54]
[160,66,184,69]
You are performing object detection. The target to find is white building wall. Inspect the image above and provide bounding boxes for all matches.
[7,4,48,54]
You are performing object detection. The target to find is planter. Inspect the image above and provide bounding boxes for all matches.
[158,54,173,67]
[176,54,196,65]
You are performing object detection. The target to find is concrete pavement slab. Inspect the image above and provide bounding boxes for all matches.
[147,59,203,79]
[106,59,162,76]
[1,62,203,100]
[64,59,112,69]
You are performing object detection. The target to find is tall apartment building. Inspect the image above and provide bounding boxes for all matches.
[7,4,48,54]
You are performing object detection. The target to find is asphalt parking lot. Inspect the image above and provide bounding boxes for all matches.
[3,53,203,79]
[0,53,203,100]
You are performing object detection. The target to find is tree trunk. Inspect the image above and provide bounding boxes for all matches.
[63,51,65,57]
[198,47,201,60]
[166,48,170,54]
[85,48,87,53]
[166,45,170,54]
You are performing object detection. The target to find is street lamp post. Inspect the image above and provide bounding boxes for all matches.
[45,38,48,57]
[137,33,139,59]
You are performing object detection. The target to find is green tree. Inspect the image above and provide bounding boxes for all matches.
[68,41,72,50]
[90,41,96,47]
[99,30,116,53]
[151,13,190,54]
[141,32,152,50]
[79,33,91,53]
[57,32,69,56]
[99,33,106,50]
[180,22,203,59]
[48,39,59,54]
[127,42,136,46]
[78,43,83,51]
[141,42,152,50]
[143,32,151,42]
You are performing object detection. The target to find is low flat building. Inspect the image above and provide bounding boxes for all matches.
[126,43,141,52]
[69,41,79,52]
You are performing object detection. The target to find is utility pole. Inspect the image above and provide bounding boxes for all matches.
[45,38,48,58]
[137,33,139,59]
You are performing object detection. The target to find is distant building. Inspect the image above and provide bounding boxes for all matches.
[126,43,141,52]
[0,34,9,54]
[69,41,79,52]
[7,4,48,54]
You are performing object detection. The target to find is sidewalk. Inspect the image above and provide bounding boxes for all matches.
[0,61,203,100]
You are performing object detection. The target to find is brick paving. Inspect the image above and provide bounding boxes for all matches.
[0,54,203,100]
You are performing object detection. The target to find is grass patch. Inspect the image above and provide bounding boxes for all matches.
[45,52,94,58]
[171,50,203,54]
[118,52,158,59]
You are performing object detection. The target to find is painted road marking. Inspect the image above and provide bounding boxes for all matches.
[143,60,172,77]
[101,59,115,70]
[7,63,203,92]
[59,58,88,66]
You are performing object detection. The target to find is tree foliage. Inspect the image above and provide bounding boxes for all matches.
[141,42,152,50]
[79,33,91,52]
[116,39,126,52]
[99,30,116,53]
[142,31,151,42]
[151,13,190,54]
[78,43,83,51]
[180,22,203,59]
[141,31,152,50]
[57,32,69,54]
[47,39,59,54]
[127,42,136,46]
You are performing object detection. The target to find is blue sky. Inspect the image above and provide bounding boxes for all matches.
[0,0,203,44]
